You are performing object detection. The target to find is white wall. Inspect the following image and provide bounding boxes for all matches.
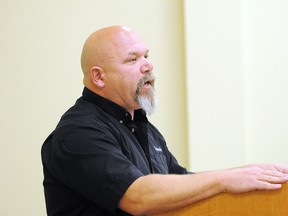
[3,0,287,214]
[185,0,288,171]
[242,0,288,164]
[0,1,187,215]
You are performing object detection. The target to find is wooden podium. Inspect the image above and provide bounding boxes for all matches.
[152,183,288,216]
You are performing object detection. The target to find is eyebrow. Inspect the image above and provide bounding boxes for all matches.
[128,49,149,56]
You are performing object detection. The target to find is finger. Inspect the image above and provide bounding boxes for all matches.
[257,170,288,183]
[279,165,288,174]
[270,164,288,174]
[256,181,282,190]
[262,169,288,177]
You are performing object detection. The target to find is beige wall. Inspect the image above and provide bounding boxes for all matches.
[184,0,245,170]
[242,0,288,165]
[0,1,187,215]
[185,0,288,171]
[2,0,288,215]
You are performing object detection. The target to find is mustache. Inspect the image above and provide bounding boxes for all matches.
[137,73,155,87]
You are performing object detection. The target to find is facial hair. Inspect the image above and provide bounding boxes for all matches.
[135,73,157,115]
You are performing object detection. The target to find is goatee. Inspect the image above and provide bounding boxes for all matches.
[135,73,157,115]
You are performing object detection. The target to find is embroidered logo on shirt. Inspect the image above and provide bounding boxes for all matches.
[153,145,163,152]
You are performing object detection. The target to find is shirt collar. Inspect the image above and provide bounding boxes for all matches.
[82,87,147,123]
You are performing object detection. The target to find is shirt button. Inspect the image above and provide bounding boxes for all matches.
[131,128,135,133]
[119,120,123,124]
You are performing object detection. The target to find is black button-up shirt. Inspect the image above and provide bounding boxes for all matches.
[41,87,188,216]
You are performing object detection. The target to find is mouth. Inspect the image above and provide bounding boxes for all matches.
[137,74,156,92]
[145,80,151,86]
[143,80,154,89]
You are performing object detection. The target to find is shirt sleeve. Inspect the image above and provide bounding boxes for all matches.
[44,124,144,213]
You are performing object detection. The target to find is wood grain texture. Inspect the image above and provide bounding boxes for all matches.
[152,183,288,216]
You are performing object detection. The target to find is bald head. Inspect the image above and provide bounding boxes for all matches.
[80,26,136,77]
[79,25,155,115]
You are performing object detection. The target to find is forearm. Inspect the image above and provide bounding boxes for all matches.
[119,164,288,215]
[118,172,225,215]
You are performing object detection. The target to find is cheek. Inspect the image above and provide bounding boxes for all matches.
[125,76,140,90]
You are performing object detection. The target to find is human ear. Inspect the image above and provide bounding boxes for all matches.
[90,66,105,88]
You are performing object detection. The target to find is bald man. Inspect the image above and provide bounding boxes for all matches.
[41,26,288,216]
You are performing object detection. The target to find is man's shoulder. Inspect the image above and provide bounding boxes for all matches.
[55,97,113,132]
[64,97,110,119]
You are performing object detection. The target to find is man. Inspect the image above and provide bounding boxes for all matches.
[41,25,288,216]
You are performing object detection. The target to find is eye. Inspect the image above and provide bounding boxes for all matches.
[127,55,137,63]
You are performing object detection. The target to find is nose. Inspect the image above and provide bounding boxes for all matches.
[141,58,153,74]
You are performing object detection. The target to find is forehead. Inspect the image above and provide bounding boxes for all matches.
[113,31,149,54]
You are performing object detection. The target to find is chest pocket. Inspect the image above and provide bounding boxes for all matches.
[150,145,169,174]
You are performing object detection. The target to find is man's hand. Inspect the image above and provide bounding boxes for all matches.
[119,164,288,215]
[220,164,288,193]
